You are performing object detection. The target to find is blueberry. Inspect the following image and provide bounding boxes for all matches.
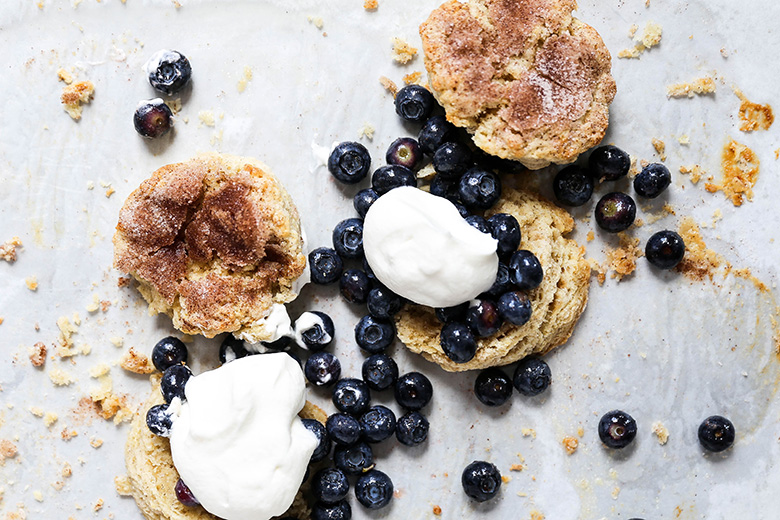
[332,378,371,415]
[174,479,199,507]
[698,415,735,452]
[598,410,637,449]
[459,168,502,210]
[429,174,460,201]
[326,413,363,446]
[433,141,473,179]
[296,311,335,351]
[474,368,513,406]
[395,85,435,123]
[359,405,397,443]
[312,500,352,520]
[328,141,371,184]
[484,263,513,299]
[362,257,376,282]
[634,162,671,198]
[161,364,192,403]
[453,201,470,218]
[371,165,416,195]
[218,336,248,364]
[312,468,350,504]
[386,137,423,170]
[355,315,395,354]
[333,442,374,475]
[645,230,685,270]
[461,461,502,502]
[304,352,342,387]
[366,286,403,319]
[339,269,372,304]
[508,249,543,291]
[418,115,457,155]
[309,247,344,285]
[362,354,399,391]
[146,50,191,95]
[497,291,532,327]
[302,419,331,462]
[353,188,379,219]
[512,358,551,396]
[332,218,364,259]
[151,336,188,371]
[355,469,394,509]
[440,321,477,363]
[435,302,469,323]
[395,411,429,446]
[488,213,521,260]
[146,404,173,437]
[261,336,292,351]
[465,299,503,337]
[394,372,432,411]
[553,165,594,207]
[594,192,636,233]
[465,215,491,235]
[588,145,630,181]
[134,99,174,139]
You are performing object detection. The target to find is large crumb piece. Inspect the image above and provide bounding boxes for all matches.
[679,164,705,184]
[651,138,666,161]
[379,76,398,97]
[57,68,74,84]
[562,436,579,454]
[119,347,154,374]
[652,421,669,445]
[391,37,417,64]
[0,439,18,461]
[666,77,716,98]
[704,139,760,206]
[675,217,724,281]
[48,368,75,386]
[403,71,424,85]
[363,0,378,10]
[734,88,774,132]
[61,80,94,120]
[29,342,47,367]
[115,475,133,496]
[56,314,81,357]
[25,276,38,291]
[606,233,643,280]
[618,21,662,58]
[0,237,23,262]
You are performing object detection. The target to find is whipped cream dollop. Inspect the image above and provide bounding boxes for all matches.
[169,353,317,520]
[363,186,499,307]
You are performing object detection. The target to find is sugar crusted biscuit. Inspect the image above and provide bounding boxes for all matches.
[395,186,590,371]
[420,0,616,169]
[114,153,306,341]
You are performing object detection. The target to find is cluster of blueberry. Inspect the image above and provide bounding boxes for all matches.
[553,145,686,270]
[133,50,192,139]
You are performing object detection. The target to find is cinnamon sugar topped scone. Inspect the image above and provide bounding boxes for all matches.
[114,153,306,341]
[420,0,616,169]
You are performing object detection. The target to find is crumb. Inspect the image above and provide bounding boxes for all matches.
[119,347,154,374]
[0,317,3,325]
[89,437,103,449]
[379,76,398,97]
[48,368,75,386]
[62,461,72,478]
[704,139,759,206]
[417,163,436,180]
[57,68,73,85]
[0,237,23,262]
[307,15,324,29]
[510,464,525,472]
[530,511,545,520]
[666,77,716,98]
[733,88,774,132]
[562,436,579,455]
[237,66,253,93]
[198,110,215,127]
[679,164,704,184]
[44,412,58,428]
[105,187,115,198]
[577,426,585,437]
[56,313,81,357]
[711,208,723,226]
[403,71,423,85]
[627,23,638,38]
[109,336,124,348]
[85,294,100,313]
[606,233,643,280]
[675,217,724,280]
[358,123,375,141]
[60,428,78,441]
[586,231,594,242]
[501,475,512,483]
[164,98,182,114]
[678,134,690,145]
[363,0,378,10]
[0,439,18,461]
[30,406,44,417]
[612,486,621,499]
[25,276,38,291]
[432,505,442,515]
[115,475,133,496]
[89,364,111,378]
[29,342,47,367]
[521,428,536,438]
[61,80,94,120]
[720,47,729,58]
[92,498,104,512]
[651,138,666,161]
[51,480,65,491]
[117,276,130,288]
[33,490,43,502]
[652,421,669,445]
[587,257,607,285]
[618,21,662,58]
[391,37,417,64]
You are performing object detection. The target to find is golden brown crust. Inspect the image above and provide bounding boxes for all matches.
[395,186,590,371]
[420,0,616,169]
[114,154,306,340]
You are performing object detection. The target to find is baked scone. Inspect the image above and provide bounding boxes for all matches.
[114,153,306,340]
[419,0,616,169]
[395,186,590,371]
[124,375,326,520]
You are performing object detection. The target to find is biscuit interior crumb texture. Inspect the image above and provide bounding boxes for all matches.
[704,139,760,206]
[392,37,418,64]
[61,80,94,120]
[618,21,662,58]
[0,236,23,262]
[666,77,716,98]
[113,154,306,340]
[420,0,616,169]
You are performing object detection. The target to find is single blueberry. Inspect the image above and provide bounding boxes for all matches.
[175,478,199,507]
[440,321,477,363]
[484,263,513,299]
[698,415,735,452]
[312,500,352,520]
[553,165,595,207]
[332,378,371,415]
[332,218,364,259]
[333,442,374,475]
[147,50,191,95]
[465,215,491,235]
[645,230,685,270]
[302,419,331,462]
[394,372,433,411]
[429,173,460,201]
[634,162,671,198]
[359,405,397,443]
[146,404,173,437]
[355,469,394,509]
[418,115,457,155]
[362,354,399,391]
[386,137,423,170]
[304,352,341,387]
[353,188,379,219]
[312,468,350,505]
[355,315,395,354]
[598,410,637,449]
[497,291,532,327]
[453,201,470,218]
[394,85,435,123]
[151,336,188,371]
[371,164,416,195]
[296,311,335,351]
[474,368,513,406]
[513,357,551,396]
[395,411,429,446]
[339,269,372,304]
[362,257,376,282]
[366,286,403,319]
[435,302,469,324]
[134,99,174,139]
[161,364,191,403]
[218,335,249,363]
[488,213,521,260]
[508,249,543,291]
[326,413,363,446]
[459,168,502,210]
[594,192,636,233]
[461,461,502,502]
[465,299,503,338]
[433,141,473,179]
[328,141,371,184]
[588,145,631,181]
[309,247,344,285]
[261,336,291,351]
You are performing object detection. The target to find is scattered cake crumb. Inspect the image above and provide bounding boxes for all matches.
[618,21,662,58]
[606,233,643,280]
[89,364,111,378]
[530,511,545,520]
[237,66,253,93]
[677,134,690,145]
[164,98,182,114]
[612,486,621,499]
[679,164,704,184]
[115,475,133,496]
[586,231,594,242]
[307,15,324,29]
[48,368,75,386]
[119,348,154,374]
[652,421,669,445]
[62,461,73,478]
[358,123,375,141]
[57,68,73,85]
[60,428,78,441]
[432,505,442,515]
[675,217,724,281]
[33,491,43,502]
[0,439,18,461]
[577,426,585,437]
[110,336,124,348]
[89,437,103,449]
[25,277,38,291]
[403,71,423,85]
[198,110,216,127]
[61,80,94,120]
[562,436,579,454]
[704,139,759,206]
[666,77,716,98]
[0,237,23,262]
[651,138,666,161]
[56,313,81,357]
[521,428,536,438]
[391,37,417,64]
[363,0,378,10]
[627,23,638,38]
[510,463,525,472]
[30,406,44,417]
[733,88,774,132]
[92,498,104,512]
[29,342,47,367]
[43,412,58,428]
[379,76,398,97]
[501,475,512,483]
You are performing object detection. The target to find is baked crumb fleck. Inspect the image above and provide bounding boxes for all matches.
[44,412,58,428]
[90,437,104,449]
[530,511,545,520]
[432,505,442,515]
[57,68,73,85]
[25,276,38,291]
[627,23,638,38]
[510,463,525,472]
[379,75,398,97]
[61,80,94,120]
[48,368,75,386]
[677,134,690,145]
[0,439,18,461]
[237,66,253,93]
[606,232,643,280]
[521,428,536,438]
[679,164,704,184]
[62,461,73,478]
[675,217,724,281]
[56,313,81,357]
[611,486,621,499]
[93,498,104,512]
[652,421,669,445]
[577,426,585,437]
[60,427,78,441]
[562,436,579,454]
[586,231,595,242]
[358,123,375,141]
[307,15,324,29]
[119,347,154,374]
[501,475,512,483]
[89,364,111,379]
[0,237,23,262]
[115,475,133,496]
[403,71,423,85]
[33,490,43,502]
[363,0,378,10]
[618,21,662,58]
[733,88,774,132]
[391,37,417,64]
[651,138,666,161]
[198,110,216,127]
[666,77,716,98]
[29,342,47,367]
[704,139,759,206]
